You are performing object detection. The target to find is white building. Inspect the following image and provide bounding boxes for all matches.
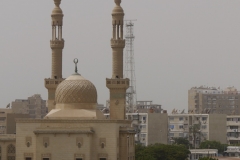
[224,146,240,157]
[189,149,218,160]
[168,114,227,147]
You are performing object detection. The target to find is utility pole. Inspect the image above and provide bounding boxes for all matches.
[124,20,137,113]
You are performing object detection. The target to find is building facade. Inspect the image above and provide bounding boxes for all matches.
[188,86,240,114]
[136,101,162,113]
[125,112,168,146]
[168,114,227,148]
[11,94,47,119]
[226,115,240,145]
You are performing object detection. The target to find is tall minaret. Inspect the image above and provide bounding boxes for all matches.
[44,0,65,112]
[106,0,129,120]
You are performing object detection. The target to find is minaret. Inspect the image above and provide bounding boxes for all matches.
[106,0,129,120]
[44,0,65,112]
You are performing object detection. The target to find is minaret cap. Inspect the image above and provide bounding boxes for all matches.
[52,0,63,15]
[115,0,121,5]
[112,0,124,14]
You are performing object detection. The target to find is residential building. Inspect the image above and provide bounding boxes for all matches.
[189,149,218,160]
[11,94,47,119]
[136,101,162,113]
[224,146,240,157]
[226,115,240,145]
[0,108,29,134]
[168,114,227,148]
[188,86,240,114]
[126,112,168,146]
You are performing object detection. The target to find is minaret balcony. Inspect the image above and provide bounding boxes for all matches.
[111,39,125,48]
[44,78,65,89]
[50,40,64,49]
[106,78,129,89]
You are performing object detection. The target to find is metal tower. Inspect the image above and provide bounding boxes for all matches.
[124,20,137,113]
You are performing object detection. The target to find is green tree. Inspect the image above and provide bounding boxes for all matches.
[135,143,190,160]
[173,137,190,149]
[199,140,228,154]
[189,123,201,149]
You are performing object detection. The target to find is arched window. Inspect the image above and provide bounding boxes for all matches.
[44,143,48,148]
[27,142,30,147]
[101,143,105,149]
[77,143,81,148]
[7,144,15,160]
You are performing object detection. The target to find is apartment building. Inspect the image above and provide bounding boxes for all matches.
[168,114,226,147]
[188,86,240,114]
[126,112,168,146]
[0,108,29,134]
[11,94,47,119]
[136,101,162,113]
[226,115,240,145]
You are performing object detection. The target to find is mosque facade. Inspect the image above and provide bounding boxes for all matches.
[0,0,135,160]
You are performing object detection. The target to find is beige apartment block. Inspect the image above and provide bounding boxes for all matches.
[124,112,168,146]
[168,114,227,148]
[188,86,240,114]
[11,94,47,119]
[0,108,29,134]
[0,109,12,134]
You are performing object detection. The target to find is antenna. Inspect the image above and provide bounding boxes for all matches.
[124,20,137,113]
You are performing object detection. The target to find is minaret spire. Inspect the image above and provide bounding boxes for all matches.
[106,0,129,120]
[45,0,65,112]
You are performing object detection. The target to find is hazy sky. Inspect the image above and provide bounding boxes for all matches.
[1,0,240,113]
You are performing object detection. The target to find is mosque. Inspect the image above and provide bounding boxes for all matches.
[0,0,135,160]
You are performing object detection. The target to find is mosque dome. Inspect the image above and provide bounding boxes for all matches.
[55,74,97,104]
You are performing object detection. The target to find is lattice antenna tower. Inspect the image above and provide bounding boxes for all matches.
[124,20,137,113]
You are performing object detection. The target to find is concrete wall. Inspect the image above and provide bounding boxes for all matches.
[147,113,168,145]
[209,114,227,144]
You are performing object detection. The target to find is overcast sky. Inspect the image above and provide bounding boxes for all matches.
[1,0,240,113]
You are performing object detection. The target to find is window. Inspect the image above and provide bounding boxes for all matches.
[169,133,174,137]
[179,133,184,137]
[7,144,15,160]
[43,159,49,160]
[101,143,105,149]
[202,117,207,121]
[26,158,32,160]
[76,159,82,160]
[100,159,107,160]
[179,117,183,121]
[169,117,174,121]
[201,125,207,129]
[27,142,30,147]
[78,143,81,148]
[179,125,183,129]
[169,125,174,129]
[44,143,48,148]
[230,126,238,130]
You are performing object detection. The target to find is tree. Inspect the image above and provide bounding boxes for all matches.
[189,123,202,149]
[199,140,228,154]
[135,143,190,160]
[173,137,190,149]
